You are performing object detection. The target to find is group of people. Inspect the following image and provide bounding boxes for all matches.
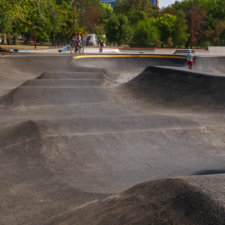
[70,35,104,54]
[70,35,82,54]
[70,34,194,70]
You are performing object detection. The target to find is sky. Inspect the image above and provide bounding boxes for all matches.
[159,0,181,8]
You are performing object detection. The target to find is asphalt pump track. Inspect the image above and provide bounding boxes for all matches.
[0,54,225,225]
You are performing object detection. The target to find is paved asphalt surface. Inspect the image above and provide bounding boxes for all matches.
[0,54,225,225]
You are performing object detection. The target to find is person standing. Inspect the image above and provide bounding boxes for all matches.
[187,49,193,70]
[82,33,87,47]
[99,40,104,53]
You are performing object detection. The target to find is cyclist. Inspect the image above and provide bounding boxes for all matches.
[70,35,82,54]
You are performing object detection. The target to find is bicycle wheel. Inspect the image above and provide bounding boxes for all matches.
[81,46,84,54]
[69,45,73,54]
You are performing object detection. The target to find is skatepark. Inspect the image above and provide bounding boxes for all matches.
[0,52,225,225]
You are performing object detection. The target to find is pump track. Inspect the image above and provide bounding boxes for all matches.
[0,53,225,225]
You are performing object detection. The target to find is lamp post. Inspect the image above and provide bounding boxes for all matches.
[190,1,194,49]
[34,32,37,49]
[72,0,76,38]
[34,0,37,49]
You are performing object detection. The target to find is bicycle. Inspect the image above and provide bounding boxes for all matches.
[70,41,84,54]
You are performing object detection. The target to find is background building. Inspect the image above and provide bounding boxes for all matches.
[149,0,159,7]
[100,0,159,7]
[100,0,117,7]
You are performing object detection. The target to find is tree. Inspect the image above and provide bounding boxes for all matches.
[157,14,177,46]
[0,0,8,33]
[206,21,225,46]
[80,4,101,33]
[115,0,155,24]
[172,11,189,47]
[50,0,74,40]
[133,18,160,47]
[220,28,225,46]
[100,3,114,24]
[0,0,27,44]
[171,0,225,47]
[1,0,224,48]
[106,14,132,45]
[95,25,106,43]
[74,0,102,33]
[0,0,103,44]
[19,0,54,42]
[187,3,207,47]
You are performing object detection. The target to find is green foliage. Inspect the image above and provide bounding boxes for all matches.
[95,25,106,43]
[79,4,101,33]
[0,0,101,44]
[50,1,74,40]
[106,14,132,45]
[115,0,154,15]
[0,0,224,47]
[220,29,225,45]
[115,0,156,24]
[172,11,189,47]
[157,14,177,44]
[20,0,55,41]
[0,0,25,37]
[127,9,147,25]
[172,0,225,47]
[133,18,160,47]
[100,3,114,24]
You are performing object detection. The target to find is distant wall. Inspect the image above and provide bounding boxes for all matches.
[208,46,225,56]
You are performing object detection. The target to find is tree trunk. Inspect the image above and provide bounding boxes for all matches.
[4,33,7,44]
[13,35,16,45]
[24,34,30,44]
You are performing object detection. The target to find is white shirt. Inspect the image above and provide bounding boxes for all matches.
[187,53,193,61]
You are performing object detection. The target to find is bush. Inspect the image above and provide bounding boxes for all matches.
[106,14,132,45]
[133,18,160,47]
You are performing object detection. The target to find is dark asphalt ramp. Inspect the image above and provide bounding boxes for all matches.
[74,55,225,75]
[46,178,225,225]
[194,56,225,74]
[74,55,187,77]
[119,66,225,111]
[0,54,225,225]
[23,78,104,87]
[0,86,110,106]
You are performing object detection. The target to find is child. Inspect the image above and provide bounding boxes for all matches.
[99,40,104,53]
[187,49,193,69]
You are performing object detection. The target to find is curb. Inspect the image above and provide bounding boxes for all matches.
[74,54,187,60]
[12,48,50,52]
[58,45,70,52]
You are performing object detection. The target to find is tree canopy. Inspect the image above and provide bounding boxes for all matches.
[0,0,224,47]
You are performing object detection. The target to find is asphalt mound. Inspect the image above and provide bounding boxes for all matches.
[194,56,225,74]
[0,70,110,107]
[0,54,225,225]
[74,56,187,77]
[38,71,104,79]
[119,66,225,111]
[0,120,108,225]
[46,178,225,225]
[0,120,41,149]
[0,86,110,106]
[1,115,224,195]
[24,79,103,86]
